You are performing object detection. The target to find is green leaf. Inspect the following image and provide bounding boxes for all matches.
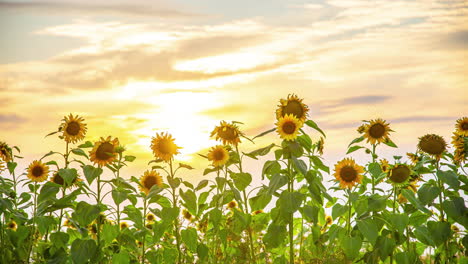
[368,162,382,179]
[249,190,272,211]
[383,138,398,148]
[163,248,178,264]
[36,216,56,234]
[102,223,119,244]
[180,189,197,215]
[368,194,387,212]
[305,120,326,138]
[414,225,435,246]
[341,235,362,260]
[292,156,307,175]
[268,173,288,195]
[78,141,94,148]
[262,160,281,179]
[332,203,348,219]
[442,197,468,228]
[38,182,59,203]
[387,213,409,235]
[417,184,440,205]
[230,172,252,191]
[297,134,312,151]
[71,239,97,264]
[309,156,329,173]
[427,221,451,246]
[348,136,364,147]
[401,189,431,214]
[197,244,209,261]
[72,201,100,227]
[195,180,209,191]
[301,205,319,224]
[253,127,276,140]
[181,228,198,252]
[357,218,379,245]
[111,189,127,205]
[50,232,69,249]
[437,170,460,190]
[161,207,179,223]
[264,224,287,249]
[58,168,78,186]
[82,165,102,185]
[376,236,396,261]
[124,155,136,162]
[244,143,276,159]
[346,145,364,154]
[394,252,420,264]
[71,148,88,159]
[112,250,130,264]
[279,191,304,215]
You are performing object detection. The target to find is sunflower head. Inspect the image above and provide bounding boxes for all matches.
[0,142,12,162]
[452,132,467,165]
[316,137,325,155]
[150,132,181,162]
[207,145,230,167]
[60,114,87,144]
[182,209,193,221]
[50,171,80,187]
[325,216,333,226]
[7,220,17,231]
[363,118,391,145]
[145,223,153,230]
[90,136,119,166]
[64,219,75,229]
[120,222,129,229]
[253,210,264,215]
[0,160,5,173]
[210,121,242,146]
[146,213,155,222]
[388,164,411,186]
[379,159,389,173]
[276,114,303,141]
[406,152,421,165]
[397,193,407,204]
[455,117,468,137]
[418,134,446,159]
[276,94,309,122]
[357,124,368,134]
[27,160,49,182]
[333,158,364,189]
[227,200,238,209]
[139,170,163,195]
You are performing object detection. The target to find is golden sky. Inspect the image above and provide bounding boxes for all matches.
[1,0,467,183]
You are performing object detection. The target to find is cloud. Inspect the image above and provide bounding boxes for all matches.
[0,1,200,18]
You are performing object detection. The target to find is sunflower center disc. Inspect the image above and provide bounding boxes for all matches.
[390,166,410,183]
[158,140,174,154]
[283,121,296,134]
[144,176,157,189]
[420,139,445,155]
[53,173,64,185]
[283,101,304,119]
[66,122,80,136]
[32,166,44,177]
[219,127,237,140]
[340,166,357,182]
[96,142,114,160]
[462,122,468,130]
[369,124,385,138]
[213,149,225,160]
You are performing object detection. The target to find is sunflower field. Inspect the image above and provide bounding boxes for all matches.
[0,95,467,264]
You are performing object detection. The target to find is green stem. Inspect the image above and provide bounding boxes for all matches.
[169,160,182,264]
[287,160,294,264]
[28,182,38,263]
[96,166,102,261]
[117,153,122,228]
[347,189,352,236]
[371,144,376,194]
[58,142,69,232]
[142,198,147,264]
[390,186,397,264]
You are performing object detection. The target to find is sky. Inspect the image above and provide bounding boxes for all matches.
[1,0,467,185]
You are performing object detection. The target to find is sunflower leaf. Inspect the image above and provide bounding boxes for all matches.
[77,141,94,148]
[71,148,88,159]
[244,143,276,160]
[346,145,364,154]
[384,138,398,148]
[348,136,365,147]
[44,130,59,138]
[253,128,276,140]
[305,120,326,138]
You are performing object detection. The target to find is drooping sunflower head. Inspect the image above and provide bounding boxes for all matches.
[333,158,364,189]
[316,137,325,155]
[357,124,368,134]
[276,114,303,141]
[418,134,446,159]
[145,223,153,230]
[0,141,12,162]
[50,171,80,187]
[207,145,230,167]
[150,132,181,161]
[182,209,193,221]
[388,164,411,186]
[210,121,242,146]
[227,200,238,209]
[363,118,391,145]
[90,136,119,166]
[139,170,163,195]
[455,117,468,137]
[7,220,17,231]
[60,114,87,144]
[325,216,333,226]
[27,160,49,182]
[146,213,155,222]
[276,94,309,122]
[0,160,5,173]
[379,159,389,173]
[452,132,467,165]
[406,152,421,164]
[120,222,129,229]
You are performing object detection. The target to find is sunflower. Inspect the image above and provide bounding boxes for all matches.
[276,94,309,122]
[145,223,153,230]
[0,160,5,173]
[60,114,87,144]
[418,134,446,159]
[227,200,238,209]
[276,114,303,141]
[406,152,421,164]
[333,158,364,189]
[182,209,193,221]
[325,216,333,226]
[150,132,181,161]
[388,164,411,186]
[379,159,389,173]
[146,213,155,222]
[452,132,467,165]
[210,121,242,146]
[316,137,324,155]
[455,117,468,137]
[357,124,367,134]
[363,118,391,145]
[253,210,264,215]
[89,136,119,166]
[64,219,75,229]
[207,145,230,167]
[27,160,49,182]
[139,170,163,195]
[0,141,12,162]
[50,171,80,187]
[7,220,17,231]
[120,222,129,229]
